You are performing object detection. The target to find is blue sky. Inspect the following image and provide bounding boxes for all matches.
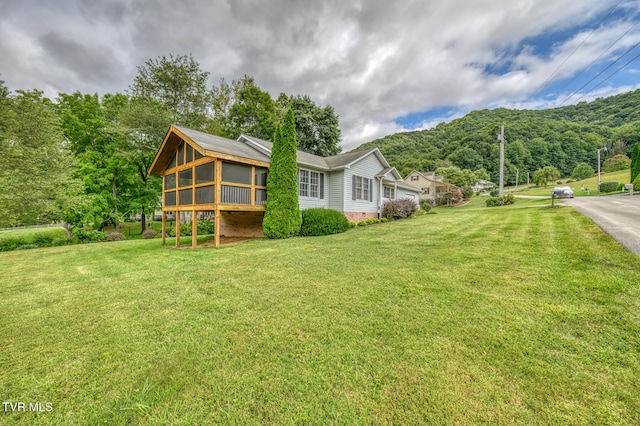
[1,0,639,149]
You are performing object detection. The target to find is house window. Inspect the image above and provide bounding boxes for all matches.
[384,186,395,199]
[298,169,324,198]
[411,175,419,181]
[422,187,430,194]
[352,175,372,201]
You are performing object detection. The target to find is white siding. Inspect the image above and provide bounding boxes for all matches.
[396,188,419,204]
[328,170,344,211]
[343,153,385,213]
[298,169,330,210]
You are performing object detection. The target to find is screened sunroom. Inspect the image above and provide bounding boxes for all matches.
[149,125,270,248]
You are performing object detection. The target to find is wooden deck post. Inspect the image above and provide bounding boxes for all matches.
[175,211,181,248]
[214,207,221,248]
[161,211,166,245]
[192,210,197,249]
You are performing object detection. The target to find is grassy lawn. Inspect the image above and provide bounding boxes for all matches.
[512,169,630,197]
[1,202,639,424]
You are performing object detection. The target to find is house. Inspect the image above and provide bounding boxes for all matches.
[403,170,458,205]
[148,125,420,247]
[471,179,495,193]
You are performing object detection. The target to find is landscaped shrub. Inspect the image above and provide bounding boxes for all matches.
[357,218,381,226]
[420,201,432,212]
[486,194,516,207]
[571,162,595,180]
[413,209,426,217]
[381,198,418,220]
[349,221,357,228]
[197,218,215,235]
[106,232,124,242]
[142,229,157,239]
[599,182,618,193]
[299,208,349,236]
[0,237,28,252]
[73,228,106,243]
[603,154,631,173]
[489,189,499,197]
[380,217,388,223]
[461,185,473,200]
[633,174,640,191]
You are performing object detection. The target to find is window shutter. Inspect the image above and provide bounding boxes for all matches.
[369,179,373,202]
[320,174,324,199]
[352,175,356,200]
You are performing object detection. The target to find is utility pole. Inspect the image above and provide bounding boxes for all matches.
[498,123,505,197]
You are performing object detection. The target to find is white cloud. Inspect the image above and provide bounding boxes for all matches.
[1,0,638,150]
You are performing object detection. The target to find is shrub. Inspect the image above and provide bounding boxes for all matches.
[142,229,157,239]
[380,217,389,222]
[633,174,640,191]
[420,200,432,212]
[489,189,499,197]
[571,162,595,180]
[486,194,516,207]
[603,154,631,173]
[381,198,418,220]
[0,237,28,252]
[413,209,426,217]
[51,235,72,247]
[357,218,381,226]
[106,232,124,242]
[461,185,474,200]
[631,143,640,184]
[15,244,39,250]
[32,232,54,247]
[197,217,215,235]
[599,182,618,193]
[617,183,625,191]
[299,208,349,237]
[74,228,106,243]
[349,221,357,228]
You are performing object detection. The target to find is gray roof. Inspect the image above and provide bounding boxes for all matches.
[175,126,270,163]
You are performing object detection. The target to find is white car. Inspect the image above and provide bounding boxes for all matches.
[552,186,574,198]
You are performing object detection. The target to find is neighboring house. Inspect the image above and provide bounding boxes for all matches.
[403,170,458,204]
[148,125,420,247]
[471,179,496,193]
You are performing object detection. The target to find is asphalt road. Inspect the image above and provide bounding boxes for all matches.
[563,195,640,256]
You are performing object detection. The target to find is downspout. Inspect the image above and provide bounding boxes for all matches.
[378,177,383,219]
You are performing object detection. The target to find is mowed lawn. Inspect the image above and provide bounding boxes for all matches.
[512,169,630,197]
[1,199,639,424]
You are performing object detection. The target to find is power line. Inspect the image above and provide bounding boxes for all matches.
[553,19,640,99]
[559,36,640,105]
[528,0,624,100]
[571,50,640,104]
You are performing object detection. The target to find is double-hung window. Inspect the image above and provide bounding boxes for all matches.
[352,175,373,201]
[384,186,395,200]
[298,169,324,198]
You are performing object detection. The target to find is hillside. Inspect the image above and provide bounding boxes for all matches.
[356,89,640,182]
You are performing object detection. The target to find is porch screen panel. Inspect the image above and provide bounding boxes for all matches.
[179,169,192,187]
[255,167,268,186]
[195,185,214,204]
[165,191,176,206]
[164,173,176,190]
[221,185,250,204]
[222,162,251,185]
[255,189,267,205]
[196,162,214,184]
[179,189,192,205]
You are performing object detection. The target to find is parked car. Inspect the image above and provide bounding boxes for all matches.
[552,186,574,198]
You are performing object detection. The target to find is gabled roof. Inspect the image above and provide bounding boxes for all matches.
[149,125,270,175]
[238,134,389,172]
[405,170,445,183]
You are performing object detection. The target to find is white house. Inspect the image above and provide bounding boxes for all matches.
[149,125,419,247]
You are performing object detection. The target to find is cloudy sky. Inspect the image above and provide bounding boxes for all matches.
[1,0,640,150]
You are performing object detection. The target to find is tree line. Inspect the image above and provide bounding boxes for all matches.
[357,89,640,183]
[0,54,342,229]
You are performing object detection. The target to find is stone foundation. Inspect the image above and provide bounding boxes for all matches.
[219,211,265,238]
[342,211,379,223]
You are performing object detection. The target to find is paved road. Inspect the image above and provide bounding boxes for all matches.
[563,195,640,256]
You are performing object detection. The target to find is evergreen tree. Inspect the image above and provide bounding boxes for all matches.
[631,143,640,184]
[263,108,302,238]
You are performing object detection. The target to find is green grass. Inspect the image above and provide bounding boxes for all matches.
[102,221,164,239]
[0,227,68,242]
[1,203,640,424]
[512,169,630,196]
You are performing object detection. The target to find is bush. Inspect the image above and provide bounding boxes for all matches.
[299,208,349,237]
[420,200,432,212]
[73,228,106,243]
[32,232,54,247]
[617,183,625,191]
[0,237,28,252]
[486,194,516,207]
[633,174,640,191]
[380,217,388,222]
[349,221,357,228]
[106,232,124,242]
[599,182,618,193]
[489,189,499,197]
[603,154,631,173]
[381,198,418,220]
[571,162,595,180]
[142,229,157,239]
[357,218,381,226]
[413,209,426,217]
[461,185,473,200]
[197,217,215,235]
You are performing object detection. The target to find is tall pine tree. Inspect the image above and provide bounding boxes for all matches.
[263,108,301,238]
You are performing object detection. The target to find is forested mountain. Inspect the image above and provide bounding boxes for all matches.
[356,89,640,183]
